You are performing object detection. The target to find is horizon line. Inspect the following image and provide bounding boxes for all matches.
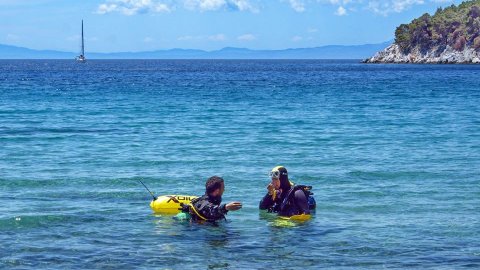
[0,41,392,55]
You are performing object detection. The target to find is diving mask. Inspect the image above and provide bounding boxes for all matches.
[269,168,287,179]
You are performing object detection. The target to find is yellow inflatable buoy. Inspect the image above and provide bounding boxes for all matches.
[278,214,312,221]
[150,195,197,214]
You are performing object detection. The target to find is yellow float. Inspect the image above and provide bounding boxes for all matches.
[278,214,312,221]
[149,195,197,214]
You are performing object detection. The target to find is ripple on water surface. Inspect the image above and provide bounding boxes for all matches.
[1,60,480,269]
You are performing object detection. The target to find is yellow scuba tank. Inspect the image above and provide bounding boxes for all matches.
[150,195,197,214]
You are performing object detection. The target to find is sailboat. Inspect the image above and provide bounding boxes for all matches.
[75,20,86,62]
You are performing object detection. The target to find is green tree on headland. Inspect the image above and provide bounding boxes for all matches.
[395,0,480,53]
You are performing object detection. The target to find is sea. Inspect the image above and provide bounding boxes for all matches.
[0,60,479,269]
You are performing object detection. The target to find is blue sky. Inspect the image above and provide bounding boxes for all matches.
[0,0,464,52]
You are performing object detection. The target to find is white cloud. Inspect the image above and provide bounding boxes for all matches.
[307,28,318,33]
[95,0,454,16]
[230,0,257,11]
[6,34,20,42]
[393,0,425,13]
[332,0,352,4]
[335,6,346,15]
[184,0,224,10]
[321,0,452,16]
[97,0,171,15]
[237,34,256,41]
[144,37,153,43]
[367,0,424,16]
[97,3,118,14]
[183,0,258,12]
[292,35,303,42]
[208,34,227,41]
[288,0,305,12]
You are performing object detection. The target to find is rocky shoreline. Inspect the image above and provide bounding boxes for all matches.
[364,44,480,64]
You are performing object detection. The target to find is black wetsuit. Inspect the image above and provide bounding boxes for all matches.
[259,186,310,217]
[184,194,228,222]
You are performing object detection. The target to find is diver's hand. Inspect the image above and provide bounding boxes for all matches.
[225,202,242,211]
[267,183,275,195]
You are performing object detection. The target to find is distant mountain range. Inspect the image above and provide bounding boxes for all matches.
[0,42,391,59]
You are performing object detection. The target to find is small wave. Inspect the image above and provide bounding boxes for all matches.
[0,127,122,136]
[0,213,107,231]
[347,170,444,181]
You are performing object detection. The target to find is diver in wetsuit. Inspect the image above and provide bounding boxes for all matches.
[182,176,242,223]
[259,166,315,217]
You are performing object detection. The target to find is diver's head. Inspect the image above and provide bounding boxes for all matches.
[269,166,290,191]
[206,176,225,198]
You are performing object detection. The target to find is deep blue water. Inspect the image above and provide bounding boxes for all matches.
[1,60,479,269]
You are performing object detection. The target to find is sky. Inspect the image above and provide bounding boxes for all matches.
[0,0,465,53]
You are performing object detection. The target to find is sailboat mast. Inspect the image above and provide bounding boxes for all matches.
[81,20,85,56]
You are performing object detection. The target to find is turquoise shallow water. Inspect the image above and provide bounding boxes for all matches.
[1,60,480,269]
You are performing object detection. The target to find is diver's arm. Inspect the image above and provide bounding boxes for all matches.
[293,190,310,214]
[259,193,274,210]
[201,202,229,220]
